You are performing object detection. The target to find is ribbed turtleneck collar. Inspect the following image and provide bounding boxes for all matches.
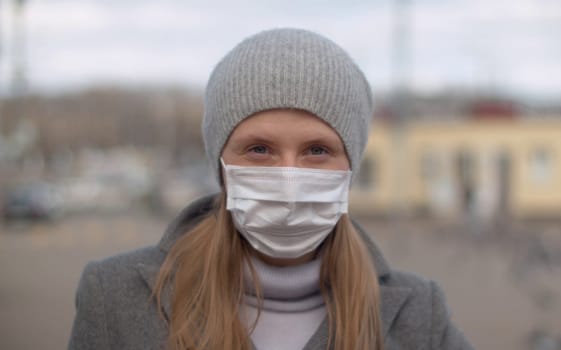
[243,256,324,312]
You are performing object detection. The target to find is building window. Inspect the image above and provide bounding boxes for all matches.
[530,148,554,185]
[421,151,440,181]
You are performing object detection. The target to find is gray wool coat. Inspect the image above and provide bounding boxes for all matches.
[68,195,474,350]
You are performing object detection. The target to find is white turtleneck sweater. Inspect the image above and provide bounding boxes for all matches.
[242,257,326,350]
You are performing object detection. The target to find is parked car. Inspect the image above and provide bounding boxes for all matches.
[1,182,64,221]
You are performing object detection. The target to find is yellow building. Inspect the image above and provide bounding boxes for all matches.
[350,117,561,219]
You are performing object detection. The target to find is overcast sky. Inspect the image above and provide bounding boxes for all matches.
[1,0,560,101]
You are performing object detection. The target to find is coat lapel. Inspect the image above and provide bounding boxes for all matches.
[379,285,411,338]
[353,220,413,339]
[136,195,218,321]
[137,261,172,321]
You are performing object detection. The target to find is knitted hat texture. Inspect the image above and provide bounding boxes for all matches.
[202,28,374,179]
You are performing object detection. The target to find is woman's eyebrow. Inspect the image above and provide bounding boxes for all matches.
[230,133,276,145]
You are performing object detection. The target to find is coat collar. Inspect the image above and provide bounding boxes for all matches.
[137,194,411,342]
[157,194,217,253]
[352,219,412,337]
[136,195,218,319]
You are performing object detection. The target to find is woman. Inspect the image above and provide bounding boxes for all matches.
[68,28,473,350]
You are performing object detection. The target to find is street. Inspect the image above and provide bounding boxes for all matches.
[1,211,560,350]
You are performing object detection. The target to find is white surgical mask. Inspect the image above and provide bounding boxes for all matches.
[221,159,352,259]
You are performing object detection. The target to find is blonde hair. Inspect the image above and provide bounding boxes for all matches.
[154,193,384,350]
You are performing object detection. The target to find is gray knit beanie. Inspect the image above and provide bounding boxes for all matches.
[202,28,374,180]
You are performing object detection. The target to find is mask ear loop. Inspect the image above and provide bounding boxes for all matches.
[219,158,229,186]
[219,158,230,207]
[214,158,229,219]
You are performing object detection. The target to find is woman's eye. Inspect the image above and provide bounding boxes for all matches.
[309,146,328,155]
[249,145,268,154]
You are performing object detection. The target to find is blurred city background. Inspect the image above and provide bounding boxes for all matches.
[1,0,560,349]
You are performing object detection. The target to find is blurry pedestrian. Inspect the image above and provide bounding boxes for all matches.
[68,28,473,350]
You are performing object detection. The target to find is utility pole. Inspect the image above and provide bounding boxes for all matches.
[1,0,5,133]
[0,0,3,73]
[392,0,412,115]
[391,0,412,217]
[11,0,27,96]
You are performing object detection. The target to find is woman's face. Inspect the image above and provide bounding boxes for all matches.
[221,109,350,266]
[221,109,350,170]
